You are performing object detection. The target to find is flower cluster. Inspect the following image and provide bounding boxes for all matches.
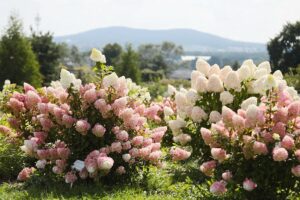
[200,86,300,197]
[2,49,167,186]
[165,58,298,160]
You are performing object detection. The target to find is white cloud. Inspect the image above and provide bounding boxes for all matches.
[0,0,299,43]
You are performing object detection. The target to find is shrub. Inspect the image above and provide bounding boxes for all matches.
[201,87,300,199]
[1,48,167,186]
[164,59,298,163]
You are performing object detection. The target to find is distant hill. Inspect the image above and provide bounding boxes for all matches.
[54,26,266,52]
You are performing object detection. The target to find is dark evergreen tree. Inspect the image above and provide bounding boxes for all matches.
[0,15,42,87]
[119,44,141,83]
[267,21,300,73]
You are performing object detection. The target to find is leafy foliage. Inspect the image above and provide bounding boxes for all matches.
[267,21,300,73]
[0,15,42,87]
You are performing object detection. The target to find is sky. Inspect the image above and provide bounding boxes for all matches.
[0,0,299,43]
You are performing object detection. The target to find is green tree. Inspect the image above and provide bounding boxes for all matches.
[0,15,42,87]
[30,29,61,85]
[102,43,123,67]
[119,44,141,83]
[138,41,183,76]
[267,21,300,73]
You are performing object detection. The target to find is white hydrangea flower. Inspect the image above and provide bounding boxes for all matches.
[273,70,283,79]
[103,72,119,88]
[90,48,106,63]
[237,64,251,81]
[220,91,234,105]
[168,84,177,95]
[173,133,192,145]
[285,87,299,100]
[258,61,271,74]
[243,59,257,75]
[4,80,10,85]
[254,68,268,79]
[224,71,240,91]
[219,65,232,81]
[175,92,188,108]
[246,104,259,120]
[208,64,220,77]
[164,106,174,116]
[241,97,257,110]
[195,76,208,93]
[186,89,198,105]
[191,106,207,123]
[59,69,82,90]
[36,159,47,169]
[209,111,222,123]
[168,117,186,135]
[196,58,210,76]
[264,74,278,90]
[191,70,203,88]
[179,87,188,93]
[206,74,224,93]
[50,80,62,88]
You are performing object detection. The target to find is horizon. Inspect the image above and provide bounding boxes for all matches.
[55,26,265,45]
[0,0,299,43]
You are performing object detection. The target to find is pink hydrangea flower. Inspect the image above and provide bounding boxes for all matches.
[116,130,129,141]
[65,172,77,185]
[232,114,245,130]
[200,160,217,176]
[25,91,41,108]
[122,141,131,150]
[92,124,106,137]
[288,101,300,118]
[272,147,288,161]
[222,171,232,181]
[271,122,286,138]
[97,157,114,171]
[143,138,153,147]
[116,166,126,175]
[170,147,191,161]
[291,165,300,177]
[200,128,213,145]
[75,120,91,135]
[281,135,295,150]
[132,136,144,146]
[57,147,70,159]
[253,141,268,155]
[110,142,122,153]
[83,88,97,103]
[24,83,36,93]
[8,98,25,112]
[150,143,161,151]
[0,125,11,135]
[149,150,162,162]
[17,167,35,181]
[211,148,227,162]
[62,115,76,128]
[243,178,257,191]
[210,181,227,195]
[85,158,98,173]
[139,147,151,158]
[295,149,300,161]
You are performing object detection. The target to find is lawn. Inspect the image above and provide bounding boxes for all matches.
[0,182,181,200]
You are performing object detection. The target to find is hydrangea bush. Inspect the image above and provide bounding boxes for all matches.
[0,48,167,186]
[164,58,298,162]
[202,87,300,199]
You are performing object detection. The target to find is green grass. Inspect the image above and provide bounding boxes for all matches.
[0,182,181,200]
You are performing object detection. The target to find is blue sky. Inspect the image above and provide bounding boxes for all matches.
[0,0,299,43]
